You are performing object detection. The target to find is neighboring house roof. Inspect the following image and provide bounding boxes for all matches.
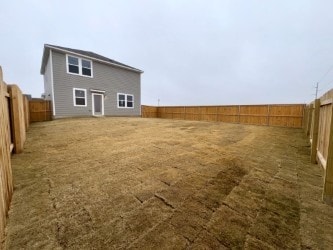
[40,44,143,74]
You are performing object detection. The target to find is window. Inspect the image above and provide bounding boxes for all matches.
[67,55,93,77]
[73,88,87,106]
[118,93,134,108]
[118,94,126,107]
[68,56,79,74]
[82,59,91,76]
[127,95,133,107]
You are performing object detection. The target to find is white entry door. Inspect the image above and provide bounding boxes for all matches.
[92,93,104,116]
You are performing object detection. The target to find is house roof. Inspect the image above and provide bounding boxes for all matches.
[40,44,143,74]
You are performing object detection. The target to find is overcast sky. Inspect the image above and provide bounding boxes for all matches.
[1,1,333,105]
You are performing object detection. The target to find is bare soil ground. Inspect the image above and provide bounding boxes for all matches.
[3,118,333,249]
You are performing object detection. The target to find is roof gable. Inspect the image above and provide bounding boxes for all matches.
[40,44,143,74]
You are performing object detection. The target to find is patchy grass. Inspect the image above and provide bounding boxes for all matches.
[3,117,333,249]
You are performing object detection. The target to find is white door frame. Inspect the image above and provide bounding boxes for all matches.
[92,93,104,116]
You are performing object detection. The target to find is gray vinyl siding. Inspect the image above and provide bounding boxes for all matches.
[43,52,53,101]
[51,51,141,118]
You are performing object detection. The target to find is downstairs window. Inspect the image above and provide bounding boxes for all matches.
[117,93,134,108]
[73,88,87,106]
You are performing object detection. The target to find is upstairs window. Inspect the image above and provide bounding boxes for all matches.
[67,55,93,77]
[73,88,87,106]
[118,93,134,108]
[68,56,79,74]
[82,59,92,76]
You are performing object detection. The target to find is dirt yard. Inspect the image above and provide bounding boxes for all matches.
[3,118,333,249]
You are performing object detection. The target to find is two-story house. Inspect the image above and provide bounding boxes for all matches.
[40,44,143,118]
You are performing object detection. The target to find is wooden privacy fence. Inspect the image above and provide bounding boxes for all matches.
[305,88,333,204]
[142,104,305,128]
[29,99,52,122]
[0,66,30,243]
[0,69,12,245]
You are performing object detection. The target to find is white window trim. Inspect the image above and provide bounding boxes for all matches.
[117,93,134,109]
[66,54,93,78]
[73,88,87,107]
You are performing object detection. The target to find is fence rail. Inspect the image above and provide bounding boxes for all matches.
[0,66,29,243]
[142,104,305,128]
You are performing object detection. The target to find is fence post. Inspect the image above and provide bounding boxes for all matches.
[301,104,305,129]
[8,85,26,154]
[306,103,313,136]
[23,96,30,128]
[267,105,270,126]
[216,106,218,122]
[303,105,308,131]
[44,100,47,121]
[323,102,333,205]
[310,99,320,163]
[238,105,241,123]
